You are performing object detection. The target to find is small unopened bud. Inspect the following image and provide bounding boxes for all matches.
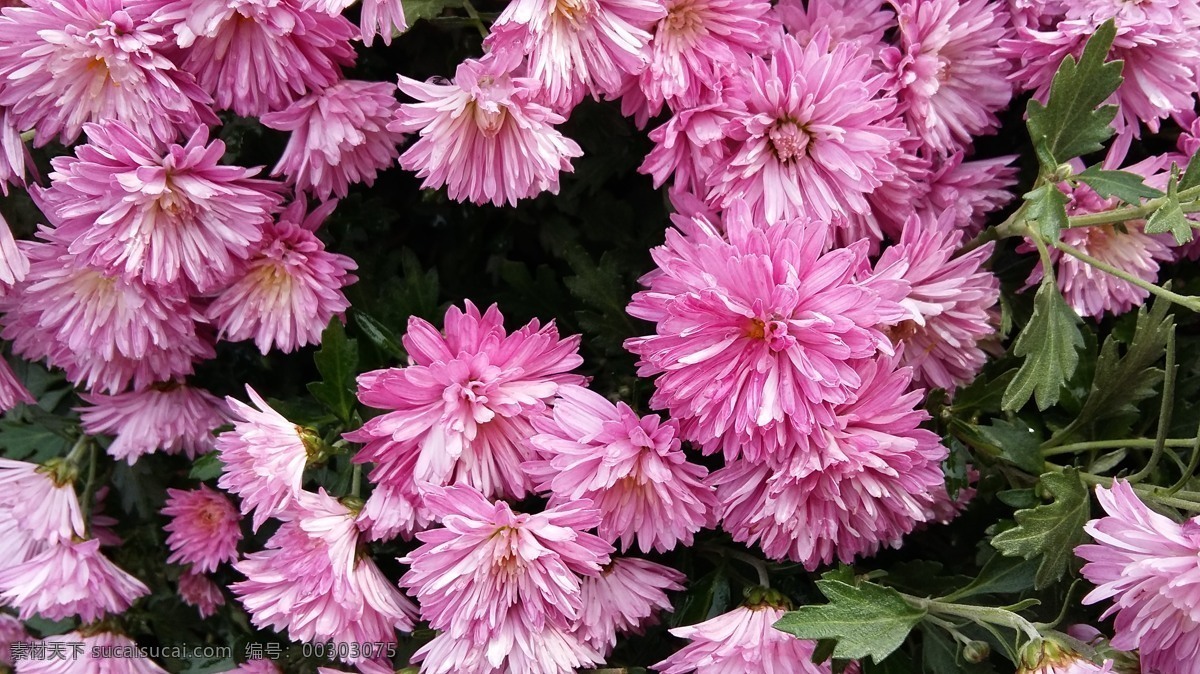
[963,640,990,663]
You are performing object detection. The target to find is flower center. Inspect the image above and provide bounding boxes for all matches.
[555,0,591,27]
[663,0,705,39]
[769,121,811,163]
[745,316,791,351]
[471,100,507,138]
[885,320,921,343]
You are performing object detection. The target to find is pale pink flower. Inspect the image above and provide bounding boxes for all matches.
[228,661,282,674]
[39,122,285,292]
[0,356,35,413]
[1077,480,1200,674]
[1,237,214,394]
[148,0,356,117]
[527,384,717,553]
[79,383,228,463]
[713,353,947,568]
[0,212,29,290]
[415,623,603,674]
[391,50,584,207]
[0,0,216,146]
[357,479,430,542]
[706,33,904,223]
[576,557,684,652]
[640,92,736,195]
[915,151,1018,237]
[359,0,406,45]
[89,486,122,548]
[261,80,404,200]
[775,0,894,56]
[178,570,225,618]
[347,301,584,508]
[231,490,416,654]
[654,603,833,674]
[162,485,242,573]
[206,210,357,354]
[0,109,29,195]
[872,213,1000,392]
[216,386,317,530]
[625,204,903,464]
[15,631,171,674]
[0,538,148,621]
[489,0,666,112]
[882,0,1013,154]
[0,458,85,547]
[0,613,26,665]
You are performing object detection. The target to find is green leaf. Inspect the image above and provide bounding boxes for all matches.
[0,421,71,462]
[991,468,1090,589]
[976,418,1044,473]
[403,0,462,25]
[1075,166,1163,204]
[1025,19,1122,169]
[669,565,731,628]
[1003,282,1084,411]
[774,578,926,663]
[307,319,360,423]
[1023,183,1070,241]
[1146,196,1193,245]
[189,451,225,481]
[354,310,406,361]
[948,553,1039,600]
[1181,153,1200,192]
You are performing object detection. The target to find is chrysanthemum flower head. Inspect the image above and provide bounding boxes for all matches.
[15,631,170,674]
[0,109,30,196]
[0,0,216,146]
[347,301,584,508]
[261,80,405,200]
[526,384,718,553]
[0,356,35,414]
[0,613,26,666]
[1077,480,1200,674]
[488,0,665,112]
[625,203,904,464]
[0,209,29,292]
[79,383,228,463]
[359,0,406,45]
[178,570,226,618]
[1017,638,1114,674]
[775,0,894,56]
[706,32,904,223]
[576,557,684,652]
[206,205,357,354]
[0,458,85,548]
[40,121,285,292]
[390,49,584,207]
[915,151,1018,238]
[162,485,242,573]
[147,0,356,117]
[0,538,148,622]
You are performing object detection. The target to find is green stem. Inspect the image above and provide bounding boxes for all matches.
[1051,238,1200,312]
[80,443,97,537]
[1065,184,1200,229]
[905,595,1041,642]
[19,129,35,144]
[1041,438,1197,457]
[1166,417,1200,496]
[462,0,489,38]
[1059,464,1200,510]
[350,464,362,499]
[957,202,1031,256]
[1127,329,1176,484]
[65,434,90,464]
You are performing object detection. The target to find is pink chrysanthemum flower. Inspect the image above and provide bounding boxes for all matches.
[261,80,404,200]
[40,122,284,291]
[206,206,357,354]
[640,89,736,194]
[15,631,171,674]
[706,33,904,223]
[0,212,29,291]
[882,0,1013,154]
[359,0,406,45]
[0,538,148,621]
[0,613,26,666]
[232,490,416,654]
[872,213,1000,392]
[1077,480,1200,674]
[576,557,684,652]
[488,0,665,112]
[347,301,584,507]
[0,357,35,413]
[526,384,717,553]
[654,603,834,674]
[178,570,225,618]
[1017,639,1114,674]
[400,485,611,674]
[228,661,282,674]
[357,479,430,542]
[915,152,1018,237]
[0,459,86,548]
[0,0,216,146]
[162,485,242,573]
[713,353,947,568]
[79,383,228,463]
[90,486,123,548]
[1,237,214,394]
[216,386,318,530]
[775,0,894,56]
[147,0,356,117]
[625,204,903,464]
[0,110,30,196]
[391,50,584,207]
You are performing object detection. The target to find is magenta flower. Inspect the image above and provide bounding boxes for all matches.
[178,570,225,618]
[15,631,169,674]
[0,458,84,548]
[576,557,684,652]
[216,386,317,530]
[162,485,242,573]
[713,353,948,569]
[625,204,903,464]
[882,0,1013,154]
[391,50,584,207]
[775,0,894,56]
[79,383,228,463]
[147,0,356,116]
[359,0,406,45]
[400,485,611,674]
[916,151,1018,237]
[527,384,717,553]
[654,603,834,674]
[489,0,665,112]
[706,33,904,223]
[0,538,148,621]
[40,122,285,292]
[640,93,736,195]
[207,212,357,354]
[347,301,584,508]
[261,80,404,200]
[0,0,216,146]
[2,238,214,394]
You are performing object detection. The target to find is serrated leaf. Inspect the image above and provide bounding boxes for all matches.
[307,319,359,423]
[1026,20,1121,169]
[1181,153,1200,192]
[354,311,406,360]
[1075,167,1163,204]
[0,421,71,461]
[1024,183,1070,241]
[976,418,1044,473]
[1003,282,1084,411]
[403,0,461,25]
[1146,197,1193,245]
[189,451,224,481]
[991,468,1089,589]
[947,553,1039,600]
[774,580,925,663]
